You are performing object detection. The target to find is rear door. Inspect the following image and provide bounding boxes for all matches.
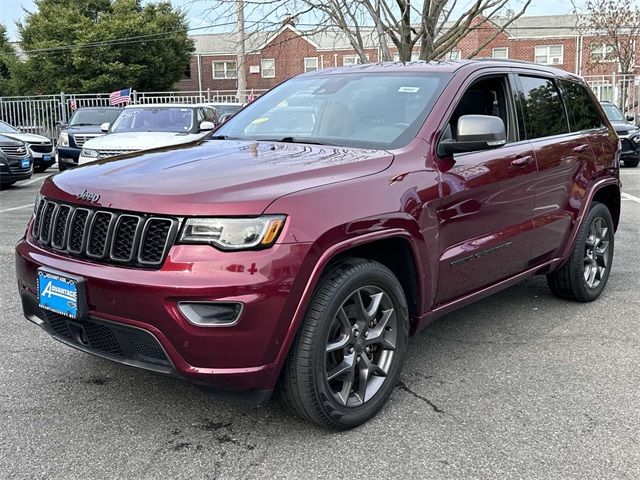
[434,73,538,304]
[515,74,592,262]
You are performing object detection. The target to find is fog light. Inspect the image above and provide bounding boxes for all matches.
[178,302,243,327]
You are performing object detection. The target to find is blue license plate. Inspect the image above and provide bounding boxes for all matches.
[21,159,30,168]
[43,154,51,161]
[38,270,79,319]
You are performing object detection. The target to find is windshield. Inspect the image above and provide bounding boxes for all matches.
[213,104,243,116]
[216,72,451,149]
[70,108,121,126]
[602,103,626,122]
[110,107,194,133]
[0,121,19,133]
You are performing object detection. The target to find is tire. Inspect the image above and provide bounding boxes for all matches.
[58,162,68,172]
[547,201,614,302]
[277,258,409,430]
[34,165,49,173]
[0,182,16,189]
[623,157,639,168]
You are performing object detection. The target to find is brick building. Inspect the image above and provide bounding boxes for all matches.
[175,14,639,109]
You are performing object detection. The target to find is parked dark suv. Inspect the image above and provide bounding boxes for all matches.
[16,60,620,429]
[56,107,121,170]
[600,101,640,167]
[0,135,33,187]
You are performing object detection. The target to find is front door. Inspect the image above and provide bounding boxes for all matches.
[434,74,538,304]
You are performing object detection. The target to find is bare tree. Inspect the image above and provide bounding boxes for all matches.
[575,0,640,112]
[301,0,532,62]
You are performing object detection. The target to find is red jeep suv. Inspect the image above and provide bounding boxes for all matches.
[16,60,620,429]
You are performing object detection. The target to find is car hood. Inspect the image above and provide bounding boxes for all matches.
[1,132,50,144]
[0,134,25,147]
[43,139,394,216]
[83,131,204,151]
[611,123,639,136]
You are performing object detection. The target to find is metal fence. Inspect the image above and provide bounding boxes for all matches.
[584,74,640,120]
[0,89,266,141]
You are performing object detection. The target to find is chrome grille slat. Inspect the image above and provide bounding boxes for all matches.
[73,134,100,147]
[32,198,175,268]
[98,149,137,158]
[0,145,29,157]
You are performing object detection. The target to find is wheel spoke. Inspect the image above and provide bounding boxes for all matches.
[327,354,355,381]
[326,334,350,353]
[365,309,396,350]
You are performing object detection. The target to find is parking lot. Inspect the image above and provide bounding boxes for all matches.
[0,167,639,479]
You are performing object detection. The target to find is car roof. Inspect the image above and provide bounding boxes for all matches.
[122,103,211,109]
[303,58,577,79]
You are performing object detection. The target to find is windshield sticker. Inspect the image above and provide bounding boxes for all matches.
[120,111,140,118]
[251,117,270,125]
[398,86,420,93]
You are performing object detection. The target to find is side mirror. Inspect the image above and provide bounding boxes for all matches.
[55,121,68,128]
[626,115,635,122]
[440,115,506,155]
[100,122,110,133]
[199,121,215,132]
[218,113,234,125]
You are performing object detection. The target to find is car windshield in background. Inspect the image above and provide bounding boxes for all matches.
[214,104,243,116]
[110,107,194,133]
[216,72,451,149]
[70,108,121,126]
[0,121,19,133]
[602,104,626,122]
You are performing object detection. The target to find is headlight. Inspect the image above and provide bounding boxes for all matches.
[179,215,286,250]
[82,148,99,158]
[58,132,69,147]
[633,136,640,144]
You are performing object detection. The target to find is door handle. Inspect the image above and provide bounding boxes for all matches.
[573,144,590,153]
[511,155,534,167]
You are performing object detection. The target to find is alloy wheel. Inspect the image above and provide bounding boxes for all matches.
[583,216,610,289]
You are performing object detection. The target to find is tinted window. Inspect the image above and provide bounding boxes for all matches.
[559,80,604,131]
[519,76,569,139]
[601,103,626,123]
[217,73,451,150]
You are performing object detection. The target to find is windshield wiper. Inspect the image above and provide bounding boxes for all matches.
[70,123,95,126]
[264,137,333,146]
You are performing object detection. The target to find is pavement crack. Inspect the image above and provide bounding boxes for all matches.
[396,380,444,413]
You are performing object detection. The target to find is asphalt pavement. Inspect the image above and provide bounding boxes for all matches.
[1,166,639,479]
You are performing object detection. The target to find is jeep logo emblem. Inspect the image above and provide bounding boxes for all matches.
[76,189,100,203]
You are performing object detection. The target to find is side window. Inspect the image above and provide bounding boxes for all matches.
[444,75,515,143]
[558,80,604,131]
[197,108,205,124]
[519,76,569,139]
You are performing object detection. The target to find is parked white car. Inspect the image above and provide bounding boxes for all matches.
[0,121,55,172]
[78,104,218,165]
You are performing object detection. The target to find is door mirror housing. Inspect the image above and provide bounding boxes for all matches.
[100,122,110,133]
[218,113,234,125]
[440,115,507,155]
[626,115,635,123]
[199,121,215,132]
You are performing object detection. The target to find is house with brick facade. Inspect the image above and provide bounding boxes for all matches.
[175,14,639,112]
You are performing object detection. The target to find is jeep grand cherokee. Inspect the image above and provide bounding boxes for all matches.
[15,60,620,429]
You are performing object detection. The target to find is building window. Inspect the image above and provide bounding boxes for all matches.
[534,45,563,65]
[445,49,462,60]
[261,58,275,78]
[393,52,420,62]
[343,55,369,66]
[590,44,616,62]
[213,61,237,79]
[304,57,319,72]
[183,63,192,79]
[492,47,508,59]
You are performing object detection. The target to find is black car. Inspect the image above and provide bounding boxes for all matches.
[0,135,33,187]
[600,101,640,167]
[56,107,121,170]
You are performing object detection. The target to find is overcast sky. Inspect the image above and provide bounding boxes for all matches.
[1,0,584,42]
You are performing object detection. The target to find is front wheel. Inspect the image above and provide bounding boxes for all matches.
[34,165,49,173]
[547,201,614,302]
[277,258,409,429]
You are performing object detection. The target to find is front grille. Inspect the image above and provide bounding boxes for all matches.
[98,149,137,158]
[33,197,178,268]
[28,143,53,154]
[621,138,632,152]
[0,145,29,157]
[73,134,100,148]
[43,312,170,366]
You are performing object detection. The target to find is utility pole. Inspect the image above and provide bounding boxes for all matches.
[236,0,247,102]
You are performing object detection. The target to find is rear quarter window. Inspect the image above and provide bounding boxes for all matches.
[519,76,569,139]
[559,80,604,131]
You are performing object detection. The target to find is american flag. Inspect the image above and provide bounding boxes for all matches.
[109,87,131,106]
[69,99,78,111]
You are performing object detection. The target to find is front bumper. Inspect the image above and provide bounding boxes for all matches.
[16,235,313,392]
[0,158,33,184]
[30,148,55,167]
[56,146,81,166]
[619,134,640,160]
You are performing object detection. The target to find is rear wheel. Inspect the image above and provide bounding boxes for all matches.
[624,157,639,168]
[547,202,614,302]
[277,258,409,429]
